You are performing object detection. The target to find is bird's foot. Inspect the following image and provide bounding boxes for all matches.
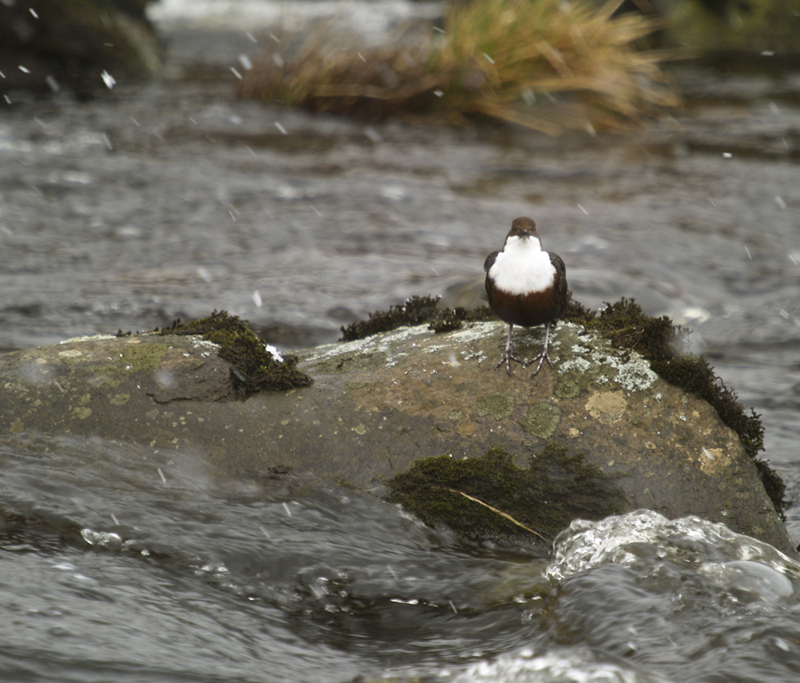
[496,350,523,376]
[525,348,555,376]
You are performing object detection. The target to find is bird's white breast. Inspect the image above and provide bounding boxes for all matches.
[489,236,556,295]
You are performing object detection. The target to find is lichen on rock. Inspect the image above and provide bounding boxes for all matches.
[562,297,779,512]
[520,403,562,439]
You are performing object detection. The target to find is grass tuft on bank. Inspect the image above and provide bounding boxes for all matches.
[238,0,680,133]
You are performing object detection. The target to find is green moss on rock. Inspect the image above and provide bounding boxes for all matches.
[340,295,494,341]
[388,445,627,543]
[161,310,312,396]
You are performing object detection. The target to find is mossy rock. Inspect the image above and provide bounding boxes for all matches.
[339,295,494,341]
[160,310,312,396]
[562,298,768,465]
[0,301,792,555]
[389,444,627,544]
[345,295,779,514]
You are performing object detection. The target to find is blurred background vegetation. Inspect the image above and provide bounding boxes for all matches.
[2,0,798,129]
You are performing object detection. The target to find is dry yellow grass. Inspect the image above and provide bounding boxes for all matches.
[238,0,681,134]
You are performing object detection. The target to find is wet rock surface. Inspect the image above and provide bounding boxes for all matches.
[660,0,800,54]
[0,321,791,553]
[0,0,160,97]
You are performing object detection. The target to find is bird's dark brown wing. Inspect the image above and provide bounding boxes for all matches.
[484,250,500,303]
[484,250,499,273]
[549,252,569,318]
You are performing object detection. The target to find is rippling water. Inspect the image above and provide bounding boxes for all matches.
[1,1,799,680]
[2,433,800,682]
[0,433,546,682]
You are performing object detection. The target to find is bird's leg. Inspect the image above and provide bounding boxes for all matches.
[496,324,522,375]
[525,323,555,376]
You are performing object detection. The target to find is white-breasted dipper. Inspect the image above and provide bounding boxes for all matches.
[484,216,568,375]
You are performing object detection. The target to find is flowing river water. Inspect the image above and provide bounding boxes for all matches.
[1,2,799,681]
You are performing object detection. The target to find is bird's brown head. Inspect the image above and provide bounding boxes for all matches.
[507,216,540,242]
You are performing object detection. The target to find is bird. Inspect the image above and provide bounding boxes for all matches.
[484,217,568,376]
